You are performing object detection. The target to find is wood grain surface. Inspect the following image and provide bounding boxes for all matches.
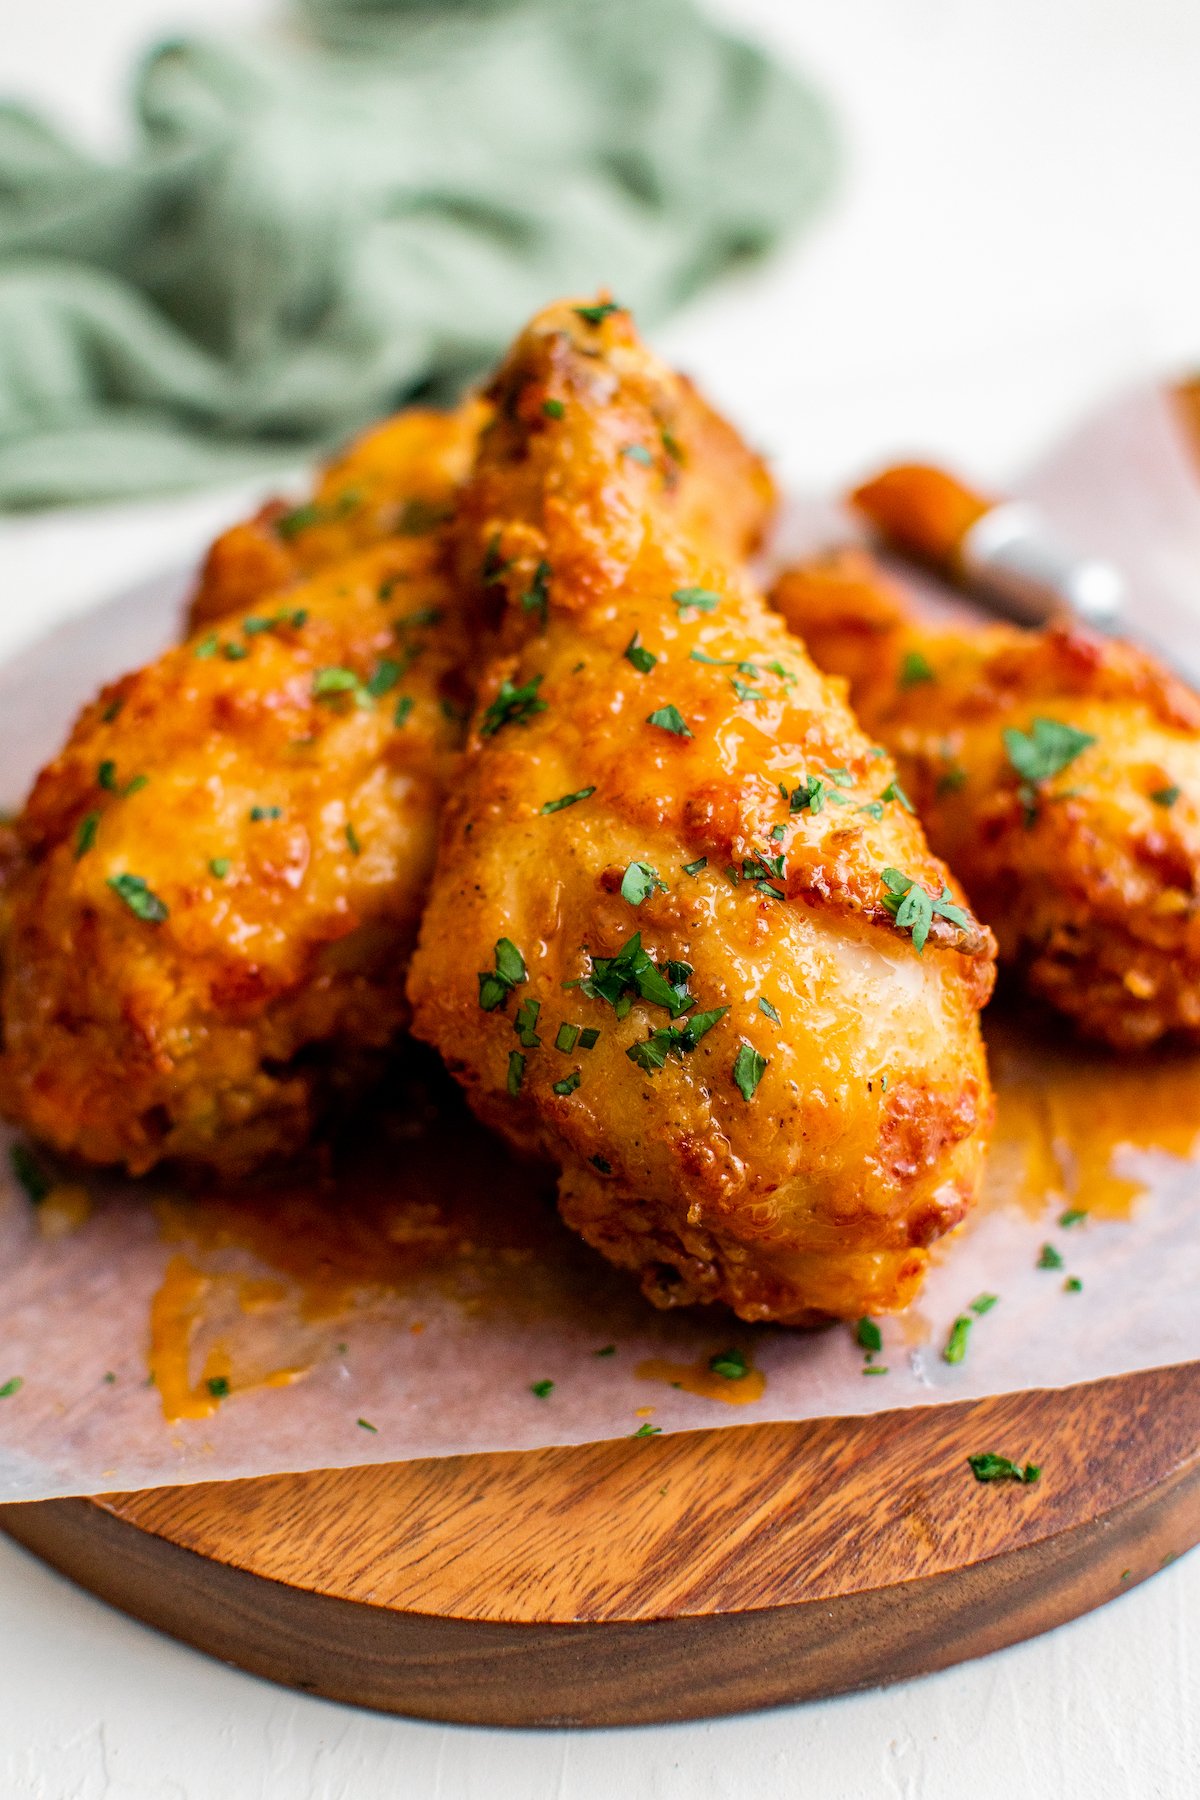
[3,1362,1198,1727]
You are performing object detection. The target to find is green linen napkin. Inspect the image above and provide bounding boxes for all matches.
[0,0,836,505]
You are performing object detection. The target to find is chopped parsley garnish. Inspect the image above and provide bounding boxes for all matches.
[0,1377,23,1399]
[621,443,654,467]
[555,1023,581,1054]
[624,631,657,674]
[970,1293,999,1315]
[620,861,666,906]
[788,776,828,815]
[758,997,781,1023]
[313,666,361,701]
[242,615,273,635]
[1059,1207,1088,1228]
[858,801,884,822]
[478,937,528,1012]
[731,678,764,703]
[124,775,149,798]
[397,498,452,536]
[481,674,547,737]
[709,1348,748,1380]
[880,867,971,953]
[394,697,414,728]
[540,786,595,815]
[513,997,542,1047]
[102,697,124,723]
[1152,784,1181,808]
[206,1375,230,1398]
[209,858,230,879]
[107,873,168,923]
[275,488,360,540]
[481,533,513,585]
[275,502,321,538]
[856,1317,883,1354]
[943,1315,973,1364]
[647,705,692,738]
[552,1070,581,1096]
[881,779,914,812]
[591,1155,612,1174]
[937,767,968,796]
[530,1379,554,1398]
[396,606,443,630]
[633,1421,661,1437]
[968,1453,1040,1485]
[575,931,694,1019]
[691,650,743,668]
[521,560,552,623]
[356,1417,378,1432]
[223,642,249,661]
[900,650,935,688]
[506,1050,526,1095]
[97,760,116,791]
[542,398,565,420]
[75,811,100,859]
[1065,1276,1083,1293]
[626,1006,727,1073]
[740,849,786,897]
[682,856,708,876]
[863,1365,890,1376]
[575,301,620,324]
[671,586,721,614]
[661,429,683,462]
[366,658,402,699]
[345,823,362,856]
[249,805,282,822]
[1004,717,1095,788]
[194,633,219,659]
[579,1027,600,1049]
[10,1142,51,1204]
[1037,1242,1064,1270]
[595,1344,616,1356]
[732,1042,766,1101]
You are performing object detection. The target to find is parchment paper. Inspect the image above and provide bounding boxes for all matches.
[3,388,1200,1502]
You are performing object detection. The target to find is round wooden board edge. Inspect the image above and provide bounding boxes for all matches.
[3,1362,1198,1728]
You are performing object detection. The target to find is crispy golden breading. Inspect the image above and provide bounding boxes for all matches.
[188,401,489,630]
[0,524,470,1176]
[408,303,995,1325]
[773,549,1200,1048]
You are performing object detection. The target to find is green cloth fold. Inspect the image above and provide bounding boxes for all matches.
[0,0,836,505]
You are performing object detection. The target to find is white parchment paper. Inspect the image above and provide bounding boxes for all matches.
[2,394,1199,1502]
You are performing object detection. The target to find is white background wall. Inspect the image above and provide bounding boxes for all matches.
[2,1,1199,1793]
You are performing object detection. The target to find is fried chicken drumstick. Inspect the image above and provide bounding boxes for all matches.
[0,323,776,1177]
[772,546,1200,1048]
[0,450,474,1176]
[408,302,996,1324]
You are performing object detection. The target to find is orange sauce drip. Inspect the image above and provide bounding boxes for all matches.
[141,1031,1200,1421]
[149,1254,305,1421]
[635,1355,767,1405]
[984,1011,1200,1221]
[143,1052,626,1422]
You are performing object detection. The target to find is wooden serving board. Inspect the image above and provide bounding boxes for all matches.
[3,1361,1197,1727]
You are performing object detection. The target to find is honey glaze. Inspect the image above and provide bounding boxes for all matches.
[983,1007,1200,1221]
[146,1049,627,1422]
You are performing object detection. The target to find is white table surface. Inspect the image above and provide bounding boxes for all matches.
[2,1,1199,1793]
